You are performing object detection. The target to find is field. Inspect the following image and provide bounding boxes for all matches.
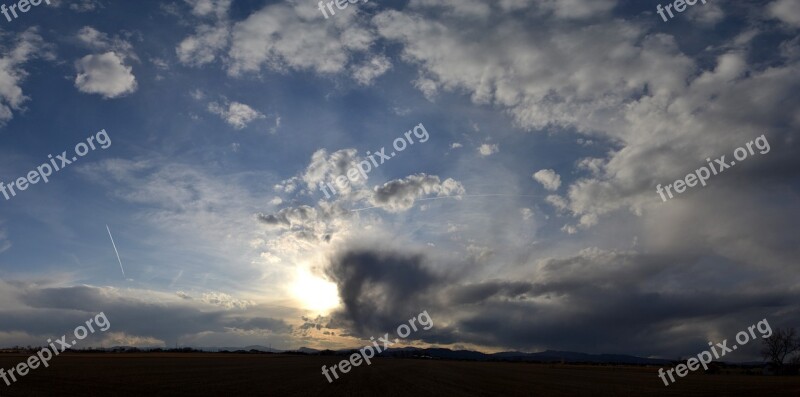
[1,353,799,396]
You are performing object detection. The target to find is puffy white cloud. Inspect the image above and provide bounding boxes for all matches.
[478,143,499,157]
[174,0,380,84]
[200,292,255,310]
[533,169,562,191]
[74,52,138,99]
[372,3,800,251]
[208,100,265,129]
[300,148,365,197]
[227,1,377,76]
[369,174,466,212]
[373,9,695,133]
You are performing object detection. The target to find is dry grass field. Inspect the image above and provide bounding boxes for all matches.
[0,354,800,397]
[1,353,799,396]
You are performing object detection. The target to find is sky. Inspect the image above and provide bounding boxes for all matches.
[0,0,798,360]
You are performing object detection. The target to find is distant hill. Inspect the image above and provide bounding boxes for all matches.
[201,345,283,353]
[371,347,673,365]
[57,345,734,366]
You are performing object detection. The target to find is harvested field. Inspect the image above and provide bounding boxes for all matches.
[1,353,799,396]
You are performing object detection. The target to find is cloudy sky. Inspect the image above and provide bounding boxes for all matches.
[0,0,798,360]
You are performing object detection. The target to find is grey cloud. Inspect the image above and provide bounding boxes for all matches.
[7,285,292,345]
[257,205,317,228]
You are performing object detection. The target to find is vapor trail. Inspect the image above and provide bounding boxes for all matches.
[106,225,126,279]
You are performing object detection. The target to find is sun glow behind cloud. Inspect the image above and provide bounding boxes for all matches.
[290,268,341,314]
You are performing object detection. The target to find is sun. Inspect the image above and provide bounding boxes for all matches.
[290,268,341,314]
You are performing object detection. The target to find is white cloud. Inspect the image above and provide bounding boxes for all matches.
[687,2,724,25]
[538,0,617,19]
[69,0,103,12]
[521,208,534,220]
[371,4,800,251]
[0,28,51,127]
[76,27,137,61]
[768,0,800,27]
[74,52,138,99]
[200,291,255,310]
[413,77,438,101]
[546,195,569,212]
[352,55,392,86]
[225,2,377,77]
[370,174,466,212]
[299,148,365,197]
[185,0,232,18]
[208,100,265,129]
[177,24,230,66]
[533,169,562,191]
[478,143,499,157]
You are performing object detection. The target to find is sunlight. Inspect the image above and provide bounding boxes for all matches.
[290,268,341,314]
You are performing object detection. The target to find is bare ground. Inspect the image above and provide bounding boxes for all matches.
[1,353,799,396]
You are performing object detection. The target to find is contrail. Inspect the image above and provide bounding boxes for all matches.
[106,225,126,279]
[349,194,541,212]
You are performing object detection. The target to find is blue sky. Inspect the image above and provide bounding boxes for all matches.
[0,0,798,359]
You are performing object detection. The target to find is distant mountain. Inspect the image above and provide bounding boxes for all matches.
[33,344,754,365]
[202,345,282,353]
[374,347,672,365]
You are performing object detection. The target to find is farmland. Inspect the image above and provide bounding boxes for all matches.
[1,353,799,396]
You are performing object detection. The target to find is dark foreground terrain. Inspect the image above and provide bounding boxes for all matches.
[1,353,799,396]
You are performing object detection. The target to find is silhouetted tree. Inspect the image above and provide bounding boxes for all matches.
[762,327,800,375]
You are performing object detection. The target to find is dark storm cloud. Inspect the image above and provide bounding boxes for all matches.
[326,246,800,357]
[325,248,451,336]
[447,281,537,305]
